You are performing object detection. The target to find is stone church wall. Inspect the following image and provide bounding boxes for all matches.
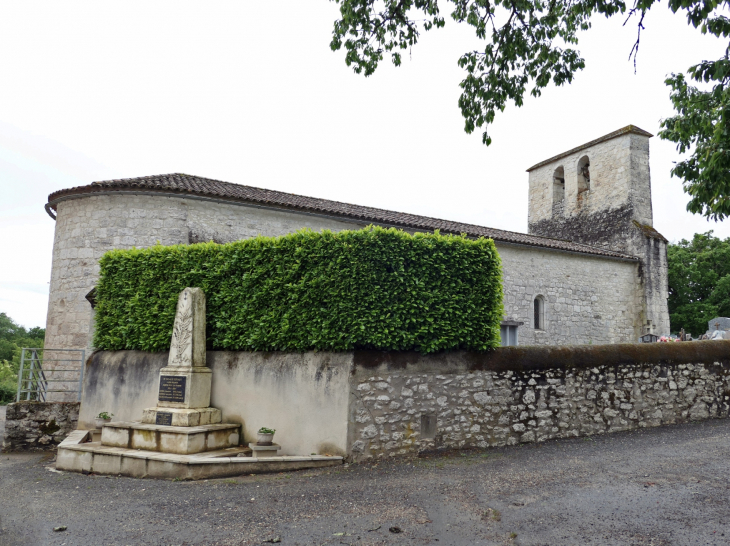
[44,193,365,353]
[45,192,645,358]
[526,130,669,336]
[497,244,640,345]
[528,132,652,229]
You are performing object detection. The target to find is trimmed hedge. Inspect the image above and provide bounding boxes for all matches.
[93,226,503,353]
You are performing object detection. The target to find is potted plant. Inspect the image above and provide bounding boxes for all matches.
[257,427,275,446]
[94,411,113,429]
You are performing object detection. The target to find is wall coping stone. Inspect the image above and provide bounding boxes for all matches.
[353,340,730,373]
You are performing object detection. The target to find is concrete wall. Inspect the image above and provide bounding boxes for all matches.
[348,341,730,460]
[497,243,641,344]
[79,350,353,457]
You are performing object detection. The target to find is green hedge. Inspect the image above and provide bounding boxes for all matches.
[93,226,503,353]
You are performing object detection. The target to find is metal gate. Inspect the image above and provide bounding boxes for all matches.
[15,348,85,402]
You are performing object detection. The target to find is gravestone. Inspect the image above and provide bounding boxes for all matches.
[708,317,730,332]
[141,287,222,427]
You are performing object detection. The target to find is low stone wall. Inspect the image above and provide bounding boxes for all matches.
[76,341,730,461]
[2,402,80,451]
[347,341,730,460]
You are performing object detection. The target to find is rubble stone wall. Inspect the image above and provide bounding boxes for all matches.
[347,341,730,461]
[2,402,80,451]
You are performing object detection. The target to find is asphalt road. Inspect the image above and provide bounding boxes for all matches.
[1,419,729,546]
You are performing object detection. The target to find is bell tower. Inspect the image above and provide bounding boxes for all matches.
[526,125,670,336]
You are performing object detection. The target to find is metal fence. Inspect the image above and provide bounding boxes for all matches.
[15,348,85,402]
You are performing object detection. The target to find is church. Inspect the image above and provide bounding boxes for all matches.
[42,125,670,352]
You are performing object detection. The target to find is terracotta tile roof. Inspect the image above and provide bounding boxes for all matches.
[46,173,636,260]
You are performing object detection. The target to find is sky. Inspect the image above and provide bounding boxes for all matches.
[1,1,729,329]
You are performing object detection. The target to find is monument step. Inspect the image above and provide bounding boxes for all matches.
[101,421,240,455]
[56,430,343,479]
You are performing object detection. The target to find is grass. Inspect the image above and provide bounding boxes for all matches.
[485,508,501,522]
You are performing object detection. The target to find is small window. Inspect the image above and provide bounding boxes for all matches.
[577,156,590,193]
[552,166,565,206]
[500,322,521,346]
[534,296,545,330]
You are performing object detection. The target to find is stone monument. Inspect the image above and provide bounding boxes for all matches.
[54,285,344,478]
[141,288,221,427]
[100,287,240,455]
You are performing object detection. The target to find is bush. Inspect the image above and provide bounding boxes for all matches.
[0,382,15,405]
[94,226,503,353]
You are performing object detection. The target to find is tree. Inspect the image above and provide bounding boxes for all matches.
[329,0,730,219]
[667,231,730,336]
[0,313,45,404]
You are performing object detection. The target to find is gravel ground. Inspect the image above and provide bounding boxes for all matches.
[1,419,730,546]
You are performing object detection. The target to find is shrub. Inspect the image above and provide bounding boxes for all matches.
[93,226,503,353]
[0,382,15,405]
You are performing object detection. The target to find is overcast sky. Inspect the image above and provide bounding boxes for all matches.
[1,1,729,328]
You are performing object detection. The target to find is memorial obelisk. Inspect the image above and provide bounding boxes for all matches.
[142,287,222,427]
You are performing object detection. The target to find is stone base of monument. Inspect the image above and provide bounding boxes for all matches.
[141,407,222,427]
[101,421,239,455]
[56,430,343,479]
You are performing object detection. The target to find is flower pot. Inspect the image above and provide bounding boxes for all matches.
[257,432,274,446]
[94,417,111,429]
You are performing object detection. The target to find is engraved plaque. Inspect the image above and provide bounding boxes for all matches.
[158,376,186,403]
[155,412,173,426]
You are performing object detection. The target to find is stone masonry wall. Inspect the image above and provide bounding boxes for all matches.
[347,342,730,461]
[497,244,640,345]
[527,132,669,336]
[45,193,365,354]
[528,132,652,228]
[2,402,80,451]
[45,192,645,360]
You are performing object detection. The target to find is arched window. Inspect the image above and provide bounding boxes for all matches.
[534,296,545,330]
[552,166,565,207]
[577,156,590,193]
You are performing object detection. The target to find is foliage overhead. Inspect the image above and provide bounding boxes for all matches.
[667,231,730,336]
[330,0,730,219]
[93,226,504,354]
